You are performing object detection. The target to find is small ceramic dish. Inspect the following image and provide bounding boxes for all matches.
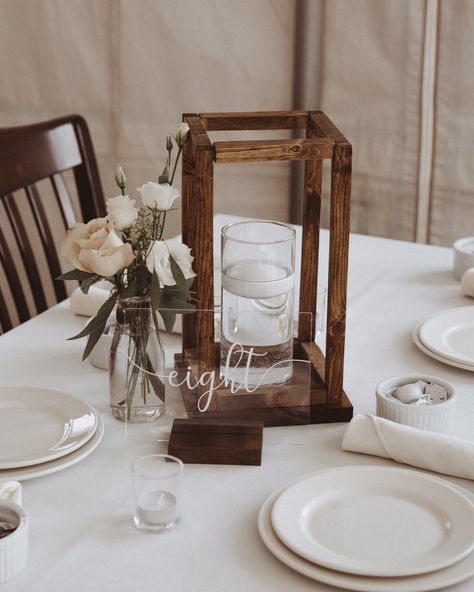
[375,375,456,433]
[453,237,474,281]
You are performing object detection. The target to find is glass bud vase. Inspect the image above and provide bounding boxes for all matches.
[109,297,165,422]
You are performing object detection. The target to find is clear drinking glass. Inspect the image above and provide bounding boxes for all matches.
[131,454,183,532]
[220,220,296,387]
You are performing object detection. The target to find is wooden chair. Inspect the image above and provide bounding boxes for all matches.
[0,114,105,333]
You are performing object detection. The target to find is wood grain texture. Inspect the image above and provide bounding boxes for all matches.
[179,110,352,422]
[199,110,308,131]
[25,184,67,303]
[3,193,48,315]
[182,115,214,367]
[0,114,104,333]
[168,418,263,465]
[214,138,333,163]
[298,122,323,342]
[325,142,352,404]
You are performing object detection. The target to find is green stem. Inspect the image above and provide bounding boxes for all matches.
[170,146,183,185]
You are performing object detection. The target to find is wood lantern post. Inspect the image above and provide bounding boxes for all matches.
[177,110,353,425]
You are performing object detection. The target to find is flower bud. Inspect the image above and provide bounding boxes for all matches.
[158,163,171,184]
[166,135,173,152]
[175,122,190,147]
[114,163,127,190]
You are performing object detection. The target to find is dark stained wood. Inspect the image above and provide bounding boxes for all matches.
[168,418,263,465]
[25,184,67,303]
[181,118,198,351]
[325,145,352,404]
[51,173,76,229]
[182,115,215,367]
[179,110,352,425]
[199,111,309,131]
[298,121,323,342]
[298,342,353,423]
[0,115,105,333]
[3,193,48,314]
[214,138,333,163]
[0,219,30,326]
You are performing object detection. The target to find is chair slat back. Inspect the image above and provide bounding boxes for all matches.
[0,115,105,334]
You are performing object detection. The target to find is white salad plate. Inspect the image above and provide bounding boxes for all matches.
[0,387,98,469]
[413,324,474,371]
[418,307,474,366]
[259,468,474,592]
[270,466,474,578]
[0,413,104,481]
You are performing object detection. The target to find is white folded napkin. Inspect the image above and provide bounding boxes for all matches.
[0,481,22,505]
[70,282,112,317]
[342,414,474,480]
[70,282,183,333]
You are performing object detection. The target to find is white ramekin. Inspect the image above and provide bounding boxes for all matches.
[453,237,474,280]
[0,500,28,584]
[88,331,114,371]
[376,375,457,434]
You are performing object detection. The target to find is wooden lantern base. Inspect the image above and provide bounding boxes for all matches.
[174,340,352,427]
[179,110,354,427]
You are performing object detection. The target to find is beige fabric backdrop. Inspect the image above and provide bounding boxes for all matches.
[0,0,472,245]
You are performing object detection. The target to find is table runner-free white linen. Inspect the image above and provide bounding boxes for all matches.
[0,215,473,592]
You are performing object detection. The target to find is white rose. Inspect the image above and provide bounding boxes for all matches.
[137,182,180,211]
[60,218,135,277]
[166,237,195,281]
[106,194,139,230]
[146,237,195,287]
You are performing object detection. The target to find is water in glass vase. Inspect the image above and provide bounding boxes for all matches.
[109,302,165,423]
[221,260,294,387]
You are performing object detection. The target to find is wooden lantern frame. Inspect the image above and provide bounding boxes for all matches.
[176,110,353,425]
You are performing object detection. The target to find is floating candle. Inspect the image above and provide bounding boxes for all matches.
[136,490,178,527]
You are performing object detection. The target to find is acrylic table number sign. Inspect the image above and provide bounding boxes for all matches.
[178,110,354,427]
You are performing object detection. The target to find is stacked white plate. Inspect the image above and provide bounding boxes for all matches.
[0,387,104,480]
[258,466,474,591]
[413,306,474,371]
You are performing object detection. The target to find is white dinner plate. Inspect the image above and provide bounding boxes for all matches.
[413,325,474,371]
[418,307,474,366]
[259,469,474,592]
[271,466,474,578]
[0,387,98,469]
[0,413,104,481]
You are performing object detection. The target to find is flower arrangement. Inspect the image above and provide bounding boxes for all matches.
[59,122,195,361]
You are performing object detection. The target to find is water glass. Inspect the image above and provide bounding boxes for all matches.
[131,454,183,532]
[220,220,296,387]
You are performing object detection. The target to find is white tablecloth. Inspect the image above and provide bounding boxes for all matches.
[1,215,473,592]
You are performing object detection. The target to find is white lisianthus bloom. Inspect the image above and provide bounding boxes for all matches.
[146,237,195,287]
[106,194,139,230]
[175,122,190,147]
[137,182,180,211]
[60,218,135,277]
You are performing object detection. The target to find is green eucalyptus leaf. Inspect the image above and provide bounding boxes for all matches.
[169,255,190,301]
[120,279,137,300]
[82,328,104,361]
[68,293,118,341]
[151,271,161,311]
[159,310,177,332]
[57,269,96,281]
[80,275,100,294]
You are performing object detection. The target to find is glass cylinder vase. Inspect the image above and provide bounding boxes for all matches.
[220,220,296,387]
[109,297,165,422]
